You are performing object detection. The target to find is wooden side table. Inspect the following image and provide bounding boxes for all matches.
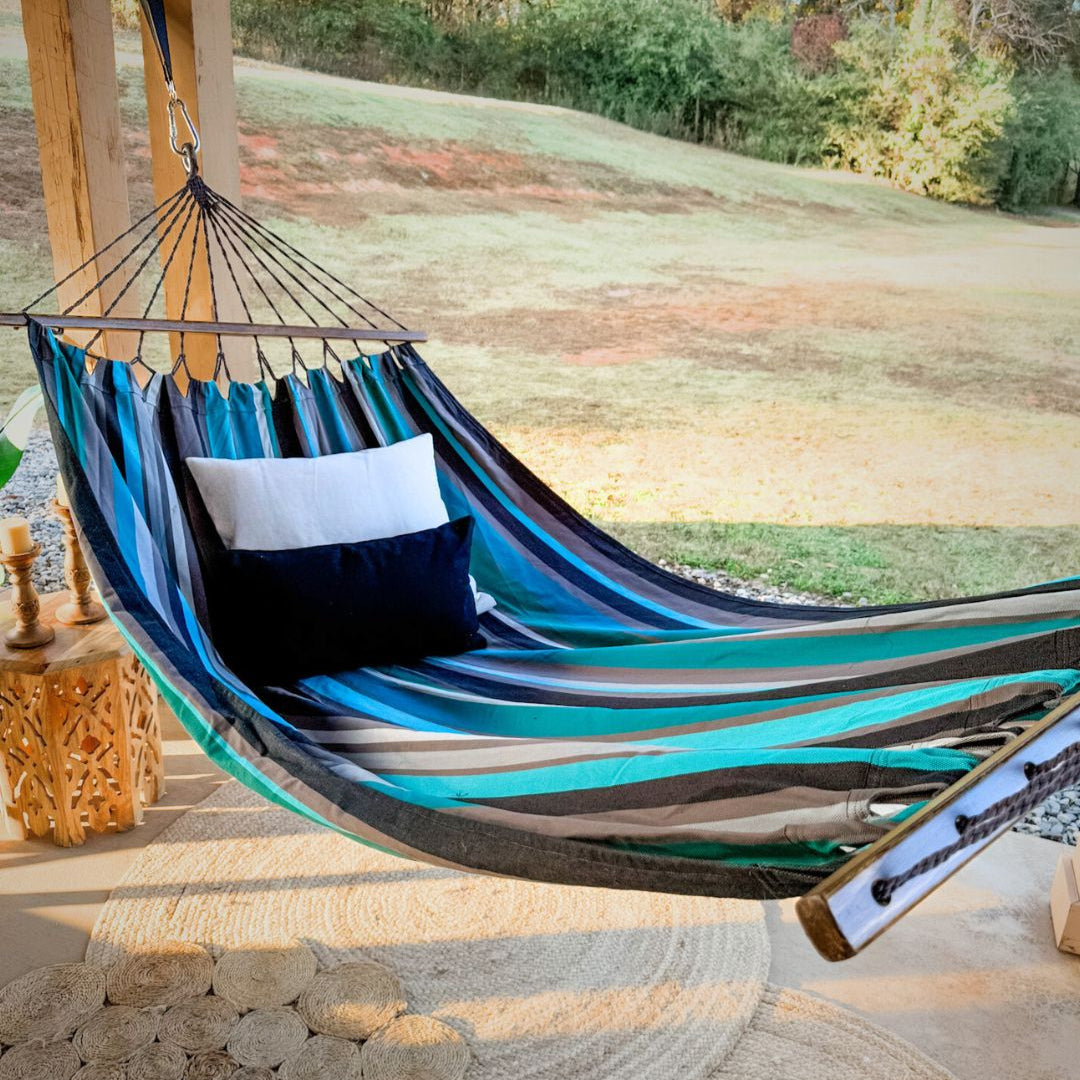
[0,590,164,846]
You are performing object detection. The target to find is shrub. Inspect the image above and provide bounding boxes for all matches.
[230,0,445,85]
[514,0,731,141]
[710,19,828,165]
[997,68,1080,209]
[222,0,1080,209]
[513,3,824,164]
[826,1,1014,204]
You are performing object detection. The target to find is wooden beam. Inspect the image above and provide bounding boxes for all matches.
[21,0,134,360]
[139,0,253,381]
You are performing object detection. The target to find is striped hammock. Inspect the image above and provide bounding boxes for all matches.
[31,321,1080,900]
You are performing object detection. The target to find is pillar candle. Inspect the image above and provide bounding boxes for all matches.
[56,474,70,508]
[0,516,32,556]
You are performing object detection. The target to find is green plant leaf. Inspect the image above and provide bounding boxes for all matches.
[0,385,43,492]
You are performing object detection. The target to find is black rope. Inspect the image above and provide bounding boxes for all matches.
[21,186,188,314]
[199,197,303,366]
[83,191,199,354]
[208,194,404,356]
[871,739,1080,905]
[207,188,408,332]
[208,192,375,329]
[207,194,357,329]
[131,190,203,362]
[20,169,414,377]
[198,206,228,378]
[204,197,335,372]
[172,203,209,376]
[205,200,325,328]
[202,208,275,382]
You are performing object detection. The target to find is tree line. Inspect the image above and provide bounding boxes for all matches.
[225,0,1080,210]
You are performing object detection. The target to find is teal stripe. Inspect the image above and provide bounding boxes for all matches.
[379,744,975,801]
[468,616,1080,672]
[312,668,1077,748]
[308,367,354,452]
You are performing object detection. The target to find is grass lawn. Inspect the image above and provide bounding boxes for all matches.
[0,10,1078,602]
[606,521,1079,605]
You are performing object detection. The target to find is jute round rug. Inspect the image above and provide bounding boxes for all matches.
[86,782,955,1080]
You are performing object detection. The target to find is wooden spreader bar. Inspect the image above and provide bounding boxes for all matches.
[798,687,1080,960]
[0,312,427,343]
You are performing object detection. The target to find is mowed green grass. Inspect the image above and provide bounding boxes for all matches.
[606,521,1078,604]
[0,19,1078,601]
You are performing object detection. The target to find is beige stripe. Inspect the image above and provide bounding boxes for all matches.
[690,592,1080,642]
[443,796,893,847]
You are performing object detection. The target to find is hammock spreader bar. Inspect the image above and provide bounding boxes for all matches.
[0,313,427,343]
[798,686,1080,959]
[0,172,426,378]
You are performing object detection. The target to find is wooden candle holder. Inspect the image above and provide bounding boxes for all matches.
[51,499,106,626]
[1,544,55,649]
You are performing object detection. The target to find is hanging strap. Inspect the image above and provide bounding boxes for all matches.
[139,0,173,87]
[139,0,200,170]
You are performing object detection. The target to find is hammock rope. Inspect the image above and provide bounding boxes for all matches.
[9,166,423,375]
[9,3,420,367]
[871,740,1080,905]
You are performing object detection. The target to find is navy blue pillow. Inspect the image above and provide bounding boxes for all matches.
[209,516,483,684]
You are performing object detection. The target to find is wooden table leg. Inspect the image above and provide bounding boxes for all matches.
[0,745,25,841]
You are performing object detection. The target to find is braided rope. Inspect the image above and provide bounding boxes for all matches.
[71,188,194,341]
[86,192,199,357]
[872,740,1080,905]
[205,203,322,327]
[208,188,408,331]
[201,201,275,381]
[22,186,188,314]
[207,191,399,349]
[197,196,303,368]
[206,195,352,329]
[197,207,228,378]
[24,171,415,374]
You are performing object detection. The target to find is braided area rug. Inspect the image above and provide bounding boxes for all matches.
[86,782,955,1080]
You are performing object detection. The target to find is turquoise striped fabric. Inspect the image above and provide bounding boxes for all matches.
[30,322,1080,899]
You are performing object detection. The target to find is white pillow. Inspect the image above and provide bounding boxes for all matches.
[186,435,495,613]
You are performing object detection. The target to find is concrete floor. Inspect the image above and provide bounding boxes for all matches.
[770,831,1080,1080]
[1,721,1078,1079]
[0,711,229,985]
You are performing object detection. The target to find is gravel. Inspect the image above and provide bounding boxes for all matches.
[1,428,64,593]
[654,558,836,608]
[3,429,1077,846]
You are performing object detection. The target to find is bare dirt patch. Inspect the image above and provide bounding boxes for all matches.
[0,108,44,230]
[233,123,719,223]
[435,281,887,371]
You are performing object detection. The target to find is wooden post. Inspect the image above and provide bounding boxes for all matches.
[21,0,135,360]
[140,0,253,381]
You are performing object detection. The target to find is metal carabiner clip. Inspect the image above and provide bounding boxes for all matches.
[166,85,201,173]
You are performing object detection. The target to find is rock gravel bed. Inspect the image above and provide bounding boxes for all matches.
[3,429,1075,846]
[1,428,64,593]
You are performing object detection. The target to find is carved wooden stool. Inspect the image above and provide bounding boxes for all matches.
[0,590,164,846]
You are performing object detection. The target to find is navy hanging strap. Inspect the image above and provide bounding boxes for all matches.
[139,0,174,88]
[138,0,200,172]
